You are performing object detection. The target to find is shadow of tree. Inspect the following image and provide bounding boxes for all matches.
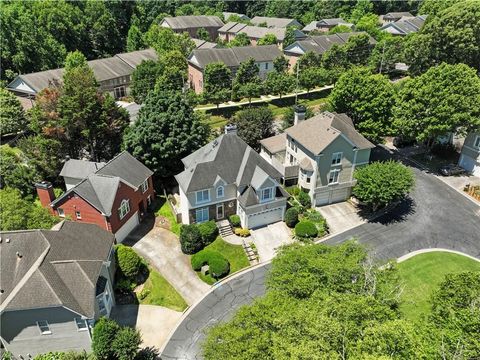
[364,196,416,225]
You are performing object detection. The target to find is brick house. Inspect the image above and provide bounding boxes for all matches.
[36,152,154,243]
[302,18,354,33]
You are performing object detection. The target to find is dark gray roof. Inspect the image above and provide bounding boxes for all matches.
[175,134,283,193]
[60,159,105,180]
[238,186,259,207]
[251,16,301,28]
[88,57,135,82]
[163,16,224,29]
[218,22,243,33]
[381,15,427,35]
[317,18,348,26]
[115,48,158,68]
[383,12,413,20]
[191,38,218,49]
[0,221,114,318]
[223,12,250,21]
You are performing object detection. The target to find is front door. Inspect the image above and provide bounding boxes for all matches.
[216,204,224,220]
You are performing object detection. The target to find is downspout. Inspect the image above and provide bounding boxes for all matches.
[351,148,358,182]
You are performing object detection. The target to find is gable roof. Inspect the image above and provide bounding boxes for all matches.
[223,12,250,21]
[283,112,375,155]
[383,12,413,21]
[162,15,224,29]
[60,159,105,180]
[380,15,427,35]
[175,134,282,193]
[189,45,282,69]
[251,16,301,28]
[115,48,158,68]
[0,221,114,318]
[191,38,218,49]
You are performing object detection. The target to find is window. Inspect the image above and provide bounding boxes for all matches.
[331,152,343,166]
[196,207,209,223]
[57,208,65,218]
[141,179,149,193]
[75,211,81,219]
[119,199,130,219]
[261,188,274,202]
[114,86,126,99]
[328,169,340,184]
[196,189,210,204]
[306,176,311,183]
[217,186,224,198]
[289,154,296,165]
[474,136,480,149]
[147,195,152,206]
[37,321,51,335]
[265,63,269,70]
[75,318,88,331]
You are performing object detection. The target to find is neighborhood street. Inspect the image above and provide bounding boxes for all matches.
[161,165,480,359]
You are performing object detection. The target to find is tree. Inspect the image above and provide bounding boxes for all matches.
[131,60,162,104]
[353,160,415,211]
[283,26,297,48]
[233,58,262,103]
[329,67,396,142]
[122,90,209,177]
[203,63,232,107]
[344,33,373,66]
[92,318,121,360]
[144,26,195,57]
[116,244,143,279]
[179,224,204,254]
[196,27,211,41]
[299,67,330,93]
[297,51,320,70]
[281,105,314,130]
[265,71,295,98]
[126,24,145,52]
[234,107,274,151]
[393,63,480,146]
[355,13,381,39]
[419,0,457,16]
[0,145,38,196]
[327,24,353,34]
[111,327,142,360]
[348,0,374,24]
[273,56,289,73]
[228,33,251,47]
[0,87,26,135]
[369,36,404,74]
[257,34,278,46]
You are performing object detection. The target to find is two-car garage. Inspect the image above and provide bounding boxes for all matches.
[245,206,285,229]
[315,186,352,206]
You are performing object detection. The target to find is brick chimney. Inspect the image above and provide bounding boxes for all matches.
[35,181,55,213]
[294,105,306,125]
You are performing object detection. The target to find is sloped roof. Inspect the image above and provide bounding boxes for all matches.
[260,133,286,154]
[191,38,218,49]
[383,12,413,20]
[251,16,301,28]
[60,159,105,180]
[299,158,314,171]
[163,15,224,29]
[223,12,250,21]
[0,221,114,318]
[317,18,348,26]
[218,21,243,32]
[240,26,286,41]
[115,48,158,68]
[238,186,259,207]
[381,15,427,35]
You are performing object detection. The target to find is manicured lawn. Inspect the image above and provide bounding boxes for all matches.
[154,197,181,235]
[397,252,480,321]
[196,237,250,285]
[139,267,188,312]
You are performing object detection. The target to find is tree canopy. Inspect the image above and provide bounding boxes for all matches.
[257,34,278,46]
[228,33,251,47]
[0,87,26,135]
[233,107,274,151]
[203,63,232,106]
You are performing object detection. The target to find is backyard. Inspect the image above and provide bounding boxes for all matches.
[397,251,480,321]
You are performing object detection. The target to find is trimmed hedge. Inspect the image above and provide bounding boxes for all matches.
[116,245,142,279]
[198,220,219,245]
[295,221,318,239]
[285,207,299,228]
[229,214,241,227]
[297,191,312,208]
[180,224,204,254]
[234,228,250,237]
[191,249,230,279]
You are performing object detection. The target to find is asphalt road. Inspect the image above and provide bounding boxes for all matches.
[161,166,480,360]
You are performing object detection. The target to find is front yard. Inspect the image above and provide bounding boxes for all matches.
[154,196,181,235]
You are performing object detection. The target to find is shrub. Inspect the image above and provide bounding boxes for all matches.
[198,220,219,245]
[191,250,230,279]
[295,221,318,239]
[138,288,151,300]
[285,208,299,228]
[234,228,250,237]
[305,210,324,223]
[297,191,312,208]
[92,318,121,359]
[116,245,142,279]
[285,186,300,196]
[180,224,204,254]
[115,278,136,293]
[112,327,142,360]
[229,214,241,227]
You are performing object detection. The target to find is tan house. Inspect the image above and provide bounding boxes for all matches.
[302,18,354,33]
[160,15,224,40]
[260,107,375,206]
[187,45,282,93]
[459,132,480,177]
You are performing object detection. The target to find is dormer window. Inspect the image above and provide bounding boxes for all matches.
[217,186,224,198]
[260,187,274,202]
[119,199,130,219]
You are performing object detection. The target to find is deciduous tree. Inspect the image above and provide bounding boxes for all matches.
[131,60,163,104]
[257,34,278,45]
[233,107,274,151]
[0,87,26,135]
[228,33,251,47]
[203,63,232,106]
[265,71,295,98]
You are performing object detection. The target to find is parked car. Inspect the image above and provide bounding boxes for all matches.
[393,136,415,148]
[439,164,465,176]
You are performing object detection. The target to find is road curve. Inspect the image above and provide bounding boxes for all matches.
[161,167,480,359]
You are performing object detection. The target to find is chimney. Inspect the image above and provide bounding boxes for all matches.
[294,105,306,125]
[224,124,237,135]
[35,181,55,213]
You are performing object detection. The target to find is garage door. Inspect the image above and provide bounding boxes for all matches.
[315,192,329,206]
[115,211,139,243]
[329,188,350,204]
[247,207,283,229]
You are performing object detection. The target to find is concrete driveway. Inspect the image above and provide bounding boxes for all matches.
[317,202,365,234]
[112,305,182,351]
[250,222,294,262]
[125,226,210,305]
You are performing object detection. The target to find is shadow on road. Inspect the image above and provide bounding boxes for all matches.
[367,197,416,225]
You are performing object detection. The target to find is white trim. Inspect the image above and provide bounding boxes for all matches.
[118,199,131,220]
[141,179,149,193]
[216,203,224,219]
[328,169,341,184]
[75,211,82,219]
[37,320,51,335]
[260,187,274,202]
[216,185,224,198]
[75,317,88,332]
[331,152,342,166]
[195,207,209,223]
[195,189,210,205]
[57,208,65,218]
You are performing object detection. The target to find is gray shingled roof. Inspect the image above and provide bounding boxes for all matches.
[175,134,283,193]
[240,26,286,40]
[115,48,158,68]
[383,12,413,20]
[163,15,224,29]
[381,15,427,35]
[189,45,282,69]
[223,12,250,21]
[283,112,375,155]
[0,221,114,318]
[191,38,218,49]
[260,133,286,154]
[238,186,259,207]
[60,159,105,180]
[251,16,301,28]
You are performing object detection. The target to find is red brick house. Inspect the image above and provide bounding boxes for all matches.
[36,152,154,243]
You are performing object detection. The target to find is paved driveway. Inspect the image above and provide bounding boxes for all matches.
[251,222,294,262]
[126,226,210,305]
[161,165,480,360]
[317,201,365,234]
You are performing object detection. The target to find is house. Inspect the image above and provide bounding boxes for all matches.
[187,45,282,93]
[175,129,289,229]
[36,151,154,243]
[380,15,427,36]
[0,221,115,358]
[380,12,414,24]
[7,48,158,100]
[160,16,224,40]
[260,107,375,206]
[459,132,480,177]
[222,12,250,22]
[284,32,376,68]
[218,22,307,48]
[250,16,302,28]
[191,38,218,49]
[302,18,354,33]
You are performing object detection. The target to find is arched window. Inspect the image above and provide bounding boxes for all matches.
[119,199,130,219]
[217,185,224,198]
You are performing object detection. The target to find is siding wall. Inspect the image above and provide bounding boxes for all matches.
[461,132,480,159]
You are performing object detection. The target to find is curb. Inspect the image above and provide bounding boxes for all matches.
[433,175,480,207]
[397,248,480,263]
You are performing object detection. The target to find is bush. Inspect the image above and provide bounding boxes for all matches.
[198,220,219,245]
[191,249,230,279]
[138,288,150,300]
[431,142,456,158]
[112,327,142,360]
[229,214,241,227]
[285,186,300,196]
[295,221,318,239]
[285,208,299,228]
[92,318,121,359]
[115,278,136,293]
[180,224,204,254]
[297,191,312,208]
[305,210,324,223]
[234,228,250,237]
[116,245,142,279]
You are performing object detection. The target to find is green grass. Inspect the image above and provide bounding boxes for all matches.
[154,197,181,235]
[195,237,250,285]
[139,268,188,312]
[397,252,480,321]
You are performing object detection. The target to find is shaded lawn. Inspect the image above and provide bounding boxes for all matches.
[154,197,181,236]
[397,252,480,322]
[139,267,188,312]
[196,237,250,285]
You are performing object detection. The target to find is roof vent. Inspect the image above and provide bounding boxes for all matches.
[6,238,10,243]
[16,251,22,259]
[0,289,4,294]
